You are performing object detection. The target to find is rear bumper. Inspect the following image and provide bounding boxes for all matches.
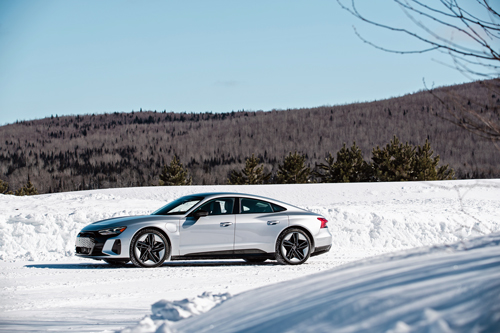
[311,244,331,257]
[314,227,332,249]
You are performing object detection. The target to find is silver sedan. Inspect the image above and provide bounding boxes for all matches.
[75,193,332,268]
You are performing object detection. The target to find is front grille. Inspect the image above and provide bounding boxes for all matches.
[76,236,94,248]
[75,236,95,255]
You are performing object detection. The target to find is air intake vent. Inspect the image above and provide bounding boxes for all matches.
[111,239,121,255]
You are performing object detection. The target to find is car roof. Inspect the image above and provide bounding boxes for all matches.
[187,192,305,212]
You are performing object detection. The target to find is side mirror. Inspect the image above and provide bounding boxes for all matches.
[192,210,209,219]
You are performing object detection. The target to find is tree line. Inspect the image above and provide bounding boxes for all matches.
[1,136,453,195]
[0,79,498,194]
[160,136,453,186]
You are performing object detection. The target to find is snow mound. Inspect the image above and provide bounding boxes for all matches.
[1,180,499,261]
[154,233,500,332]
[151,292,231,321]
[118,292,231,333]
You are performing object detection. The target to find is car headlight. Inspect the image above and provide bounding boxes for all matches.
[98,226,127,236]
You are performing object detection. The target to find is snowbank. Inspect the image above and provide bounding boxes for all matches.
[119,292,231,333]
[0,180,499,261]
[122,232,500,332]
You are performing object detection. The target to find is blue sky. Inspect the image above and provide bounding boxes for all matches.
[0,0,471,125]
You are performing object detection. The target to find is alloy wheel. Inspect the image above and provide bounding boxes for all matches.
[131,229,168,268]
[276,228,311,265]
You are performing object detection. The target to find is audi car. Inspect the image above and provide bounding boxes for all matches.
[75,193,332,268]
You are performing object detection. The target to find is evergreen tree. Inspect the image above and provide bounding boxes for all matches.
[315,142,369,182]
[15,178,39,196]
[159,155,192,186]
[227,154,271,185]
[276,152,310,184]
[314,153,336,183]
[371,136,415,181]
[370,136,454,181]
[414,140,454,180]
[0,179,8,194]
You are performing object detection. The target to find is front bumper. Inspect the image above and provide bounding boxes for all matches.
[75,231,126,259]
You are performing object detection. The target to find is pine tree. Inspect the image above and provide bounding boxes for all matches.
[370,136,415,181]
[314,153,336,183]
[159,155,192,186]
[0,179,9,194]
[15,178,39,196]
[370,136,454,182]
[227,154,271,185]
[414,140,454,180]
[315,142,369,182]
[276,152,310,184]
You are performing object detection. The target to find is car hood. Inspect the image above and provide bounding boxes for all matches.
[81,215,179,232]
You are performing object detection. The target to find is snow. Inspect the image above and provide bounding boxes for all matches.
[122,233,500,332]
[0,180,499,332]
[1,180,499,262]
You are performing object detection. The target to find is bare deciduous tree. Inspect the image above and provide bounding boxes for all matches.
[338,0,500,145]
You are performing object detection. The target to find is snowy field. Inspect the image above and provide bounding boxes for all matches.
[0,180,499,332]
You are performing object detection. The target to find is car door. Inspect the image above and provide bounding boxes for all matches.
[234,198,288,253]
[179,197,236,255]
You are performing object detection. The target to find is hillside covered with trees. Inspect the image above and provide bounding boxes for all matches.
[0,79,499,194]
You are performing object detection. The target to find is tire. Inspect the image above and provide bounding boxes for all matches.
[103,259,129,266]
[130,229,169,268]
[275,228,311,265]
[243,257,267,263]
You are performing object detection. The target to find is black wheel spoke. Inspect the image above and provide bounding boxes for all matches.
[136,241,148,250]
[286,248,295,260]
[139,248,149,262]
[149,251,160,263]
[147,234,155,246]
[283,240,294,247]
[152,242,165,252]
[297,240,308,250]
[296,249,304,260]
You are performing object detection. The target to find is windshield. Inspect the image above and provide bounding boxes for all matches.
[151,196,204,215]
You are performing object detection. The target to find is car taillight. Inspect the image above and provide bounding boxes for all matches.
[318,217,328,228]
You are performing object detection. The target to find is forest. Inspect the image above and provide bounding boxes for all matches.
[0,79,499,194]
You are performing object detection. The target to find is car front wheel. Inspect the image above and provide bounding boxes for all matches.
[275,228,311,265]
[130,229,169,268]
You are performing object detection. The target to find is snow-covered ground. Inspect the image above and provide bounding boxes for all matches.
[0,180,499,332]
[125,232,500,333]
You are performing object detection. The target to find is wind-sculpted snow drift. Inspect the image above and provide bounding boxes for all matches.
[0,180,499,261]
[121,233,500,333]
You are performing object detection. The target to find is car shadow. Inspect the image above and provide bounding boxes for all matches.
[25,260,278,269]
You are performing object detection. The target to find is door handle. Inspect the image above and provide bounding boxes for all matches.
[220,222,233,227]
[267,221,280,225]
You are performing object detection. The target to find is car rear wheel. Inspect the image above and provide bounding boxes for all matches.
[275,228,311,265]
[130,229,169,268]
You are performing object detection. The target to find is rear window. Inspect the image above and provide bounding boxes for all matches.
[240,198,287,214]
[241,198,273,214]
[271,203,287,212]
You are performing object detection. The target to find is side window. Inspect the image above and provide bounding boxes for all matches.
[197,198,235,216]
[271,203,287,212]
[240,198,273,214]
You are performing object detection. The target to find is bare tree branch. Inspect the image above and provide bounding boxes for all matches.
[339,0,500,146]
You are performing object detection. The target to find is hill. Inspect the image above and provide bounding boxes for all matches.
[0,79,499,193]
